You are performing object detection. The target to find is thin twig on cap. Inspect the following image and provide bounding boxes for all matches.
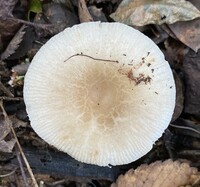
[64,53,119,64]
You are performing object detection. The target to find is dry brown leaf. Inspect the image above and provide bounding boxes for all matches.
[167,18,200,52]
[0,101,16,153]
[112,160,200,187]
[110,0,200,26]
[0,101,11,141]
[9,115,28,128]
[0,0,17,18]
[1,25,27,60]
[0,139,16,153]
[182,49,200,118]
[166,0,200,52]
[0,0,21,50]
[88,6,107,22]
[43,3,79,34]
[78,0,94,22]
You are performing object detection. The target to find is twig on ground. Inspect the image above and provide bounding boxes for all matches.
[15,18,52,31]
[0,96,23,101]
[170,124,200,135]
[0,100,39,187]
[11,127,39,187]
[45,179,65,186]
[0,169,16,178]
[15,146,29,187]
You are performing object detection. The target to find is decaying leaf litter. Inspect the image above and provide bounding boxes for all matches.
[0,0,200,186]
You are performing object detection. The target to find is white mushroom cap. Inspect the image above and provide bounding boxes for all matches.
[24,22,175,166]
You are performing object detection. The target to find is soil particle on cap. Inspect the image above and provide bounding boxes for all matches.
[135,74,152,85]
[147,63,151,67]
[118,68,152,85]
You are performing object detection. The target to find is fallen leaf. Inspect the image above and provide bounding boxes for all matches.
[1,25,26,60]
[89,0,117,3]
[12,63,30,76]
[0,101,11,141]
[0,0,17,18]
[167,18,200,52]
[88,6,108,22]
[43,3,79,34]
[9,115,28,128]
[0,102,21,165]
[0,0,21,50]
[78,0,94,22]
[112,160,200,187]
[27,0,42,20]
[6,26,35,60]
[0,0,45,54]
[0,101,16,153]
[110,0,200,26]
[163,38,189,69]
[182,49,200,118]
[166,0,200,52]
[0,119,10,142]
[0,139,16,153]
[52,0,74,11]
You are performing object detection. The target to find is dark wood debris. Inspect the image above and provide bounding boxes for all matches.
[0,0,200,186]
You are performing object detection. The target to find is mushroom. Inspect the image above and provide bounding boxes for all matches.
[24,22,175,166]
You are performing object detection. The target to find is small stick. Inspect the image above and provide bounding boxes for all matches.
[15,147,30,187]
[15,18,52,31]
[0,170,16,178]
[0,96,23,101]
[170,124,200,135]
[0,101,38,187]
[11,127,39,187]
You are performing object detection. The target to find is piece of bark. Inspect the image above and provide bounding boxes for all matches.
[11,146,124,181]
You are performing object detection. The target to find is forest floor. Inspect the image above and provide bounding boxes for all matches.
[0,0,200,186]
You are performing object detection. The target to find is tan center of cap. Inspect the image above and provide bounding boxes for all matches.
[71,58,133,129]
